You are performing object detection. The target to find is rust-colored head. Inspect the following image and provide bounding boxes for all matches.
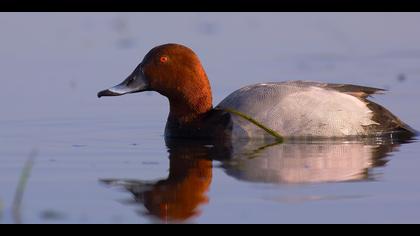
[98,43,213,124]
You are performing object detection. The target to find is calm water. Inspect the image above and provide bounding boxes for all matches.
[1,13,420,224]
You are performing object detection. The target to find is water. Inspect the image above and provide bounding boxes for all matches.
[0,13,420,224]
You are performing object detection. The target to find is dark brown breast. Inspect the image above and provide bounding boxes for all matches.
[164,108,233,140]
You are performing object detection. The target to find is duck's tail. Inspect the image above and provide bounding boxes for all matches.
[365,100,417,141]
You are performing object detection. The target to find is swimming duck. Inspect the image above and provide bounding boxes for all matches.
[98,43,415,140]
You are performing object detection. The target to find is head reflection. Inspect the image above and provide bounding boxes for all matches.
[101,136,413,222]
[101,139,228,222]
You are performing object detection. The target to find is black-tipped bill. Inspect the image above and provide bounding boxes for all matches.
[98,66,149,98]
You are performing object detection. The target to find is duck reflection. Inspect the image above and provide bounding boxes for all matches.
[101,139,229,222]
[100,136,414,222]
[222,138,405,184]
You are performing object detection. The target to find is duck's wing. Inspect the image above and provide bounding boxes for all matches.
[293,81,416,137]
[293,81,386,99]
[308,81,415,136]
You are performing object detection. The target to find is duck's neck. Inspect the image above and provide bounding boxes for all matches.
[168,92,213,125]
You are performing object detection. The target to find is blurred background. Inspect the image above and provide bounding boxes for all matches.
[1,13,419,123]
[0,13,419,224]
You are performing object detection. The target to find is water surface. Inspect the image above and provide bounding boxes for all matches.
[0,13,420,224]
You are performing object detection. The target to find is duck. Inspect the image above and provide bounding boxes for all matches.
[98,43,416,140]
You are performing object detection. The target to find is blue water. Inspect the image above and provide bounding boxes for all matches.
[0,13,420,224]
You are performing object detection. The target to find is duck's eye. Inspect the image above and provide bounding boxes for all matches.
[160,56,169,63]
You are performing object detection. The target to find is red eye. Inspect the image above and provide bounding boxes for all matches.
[160,56,168,63]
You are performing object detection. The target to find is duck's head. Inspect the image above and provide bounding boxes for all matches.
[98,43,213,123]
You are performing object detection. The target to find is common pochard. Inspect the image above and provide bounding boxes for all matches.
[98,43,416,140]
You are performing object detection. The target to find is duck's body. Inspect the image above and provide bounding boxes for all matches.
[218,81,414,139]
[98,43,415,140]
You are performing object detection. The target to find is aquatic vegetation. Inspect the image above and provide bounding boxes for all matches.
[222,108,284,142]
[12,150,37,224]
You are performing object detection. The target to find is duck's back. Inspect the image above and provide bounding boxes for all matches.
[217,81,415,139]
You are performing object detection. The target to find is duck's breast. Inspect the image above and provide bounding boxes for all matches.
[217,81,378,138]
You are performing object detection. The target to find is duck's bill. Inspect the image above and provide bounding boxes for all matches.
[98,67,149,98]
